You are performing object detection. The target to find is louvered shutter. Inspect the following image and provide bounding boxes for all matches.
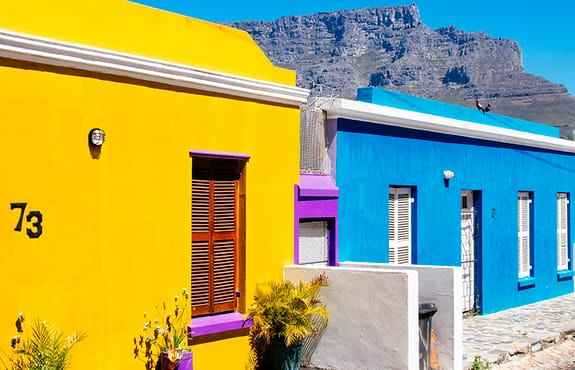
[557,193,569,271]
[518,192,531,278]
[389,187,411,265]
[192,164,238,316]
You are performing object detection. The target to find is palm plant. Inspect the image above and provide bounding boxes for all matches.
[245,274,329,369]
[4,314,86,370]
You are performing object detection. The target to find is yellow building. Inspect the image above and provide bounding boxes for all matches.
[0,0,308,368]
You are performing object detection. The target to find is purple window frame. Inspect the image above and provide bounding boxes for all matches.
[188,149,252,338]
[294,174,339,266]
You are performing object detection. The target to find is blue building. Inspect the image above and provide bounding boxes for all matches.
[319,87,575,314]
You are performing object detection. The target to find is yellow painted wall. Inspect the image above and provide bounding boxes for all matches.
[0,0,294,84]
[0,1,300,369]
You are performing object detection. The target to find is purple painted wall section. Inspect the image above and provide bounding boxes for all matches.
[299,174,340,198]
[189,149,250,160]
[294,174,339,266]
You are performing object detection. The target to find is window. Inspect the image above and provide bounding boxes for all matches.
[558,193,570,271]
[191,157,245,316]
[389,187,412,264]
[298,220,329,266]
[518,192,532,279]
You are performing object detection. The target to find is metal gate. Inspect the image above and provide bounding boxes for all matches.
[461,191,476,313]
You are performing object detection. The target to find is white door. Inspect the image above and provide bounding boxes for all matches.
[461,191,476,313]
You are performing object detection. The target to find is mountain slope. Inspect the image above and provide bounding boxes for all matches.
[225,5,575,138]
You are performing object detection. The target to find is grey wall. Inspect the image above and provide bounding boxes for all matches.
[341,262,462,370]
[285,265,419,370]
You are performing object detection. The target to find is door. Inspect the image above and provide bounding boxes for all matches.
[461,190,476,313]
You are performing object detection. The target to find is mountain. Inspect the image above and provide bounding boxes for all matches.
[225,4,575,139]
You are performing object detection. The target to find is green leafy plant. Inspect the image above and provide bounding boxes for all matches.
[133,288,191,370]
[471,355,491,370]
[245,274,329,369]
[1,313,86,370]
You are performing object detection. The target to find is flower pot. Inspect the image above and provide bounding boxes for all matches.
[270,339,303,370]
[158,351,193,370]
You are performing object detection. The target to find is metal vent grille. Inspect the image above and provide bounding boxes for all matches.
[300,105,330,174]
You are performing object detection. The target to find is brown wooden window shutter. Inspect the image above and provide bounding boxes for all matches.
[192,160,239,316]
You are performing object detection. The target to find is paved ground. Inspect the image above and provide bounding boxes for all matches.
[493,337,575,370]
[464,292,575,369]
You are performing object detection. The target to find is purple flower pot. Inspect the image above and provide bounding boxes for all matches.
[159,351,193,370]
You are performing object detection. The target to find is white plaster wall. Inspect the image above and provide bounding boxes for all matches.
[341,262,462,370]
[285,265,419,370]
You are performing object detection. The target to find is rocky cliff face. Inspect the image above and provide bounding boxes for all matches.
[225,5,575,138]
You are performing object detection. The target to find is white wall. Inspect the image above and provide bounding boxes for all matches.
[341,262,462,370]
[285,265,419,370]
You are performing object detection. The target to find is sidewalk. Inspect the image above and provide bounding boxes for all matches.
[463,292,575,369]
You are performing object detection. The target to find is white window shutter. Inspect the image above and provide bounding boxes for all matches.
[518,192,531,278]
[389,187,411,265]
[557,193,569,271]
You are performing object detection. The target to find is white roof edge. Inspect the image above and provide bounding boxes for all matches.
[317,97,575,153]
[0,28,310,106]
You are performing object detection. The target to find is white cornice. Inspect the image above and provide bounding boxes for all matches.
[318,98,575,153]
[0,28,309,106]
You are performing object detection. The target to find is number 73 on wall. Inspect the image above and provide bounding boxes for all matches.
[10,202,43,238]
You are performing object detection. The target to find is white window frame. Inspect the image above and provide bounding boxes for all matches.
[389,187,413,265]
[518,192,532,279]
[557,193,570,271]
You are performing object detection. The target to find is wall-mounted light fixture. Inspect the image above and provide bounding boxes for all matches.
[443,170,454,180]
[89,128,106,147]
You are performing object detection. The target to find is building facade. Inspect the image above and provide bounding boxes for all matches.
[0,0,307,368]
[321,87,575,314]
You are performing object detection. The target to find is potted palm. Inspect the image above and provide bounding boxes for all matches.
[245,274,329,370]
[133,289,193,370]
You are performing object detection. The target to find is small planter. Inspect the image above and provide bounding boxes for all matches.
[270,339,303,370]
[158,351,193,370]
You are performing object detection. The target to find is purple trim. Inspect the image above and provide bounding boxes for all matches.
[294,185,300,265]
[297,198,339,218]
[299,174,339,198]
[160,351,193,370]
[294,175,339,266]
[188,312,251,337]
[189,150,250,161]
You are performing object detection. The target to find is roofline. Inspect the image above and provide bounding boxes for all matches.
[0,28,310,106]
[317,97,575,153]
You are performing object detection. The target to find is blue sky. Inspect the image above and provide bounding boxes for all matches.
[134,0,575,95]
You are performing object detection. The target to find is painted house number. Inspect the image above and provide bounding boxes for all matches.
[10,203,43,238]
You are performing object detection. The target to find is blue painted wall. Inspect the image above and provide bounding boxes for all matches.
[357,87,560,138]
[336,118,575,314]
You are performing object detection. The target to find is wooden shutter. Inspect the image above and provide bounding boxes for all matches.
[557,193,569,271]
[192,163,238,316]
[518,192,531,278]
[389,187,411,265]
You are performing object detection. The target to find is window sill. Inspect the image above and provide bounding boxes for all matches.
[557,270,574,281]
[518,277,536,289]
[188,312,251,338]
